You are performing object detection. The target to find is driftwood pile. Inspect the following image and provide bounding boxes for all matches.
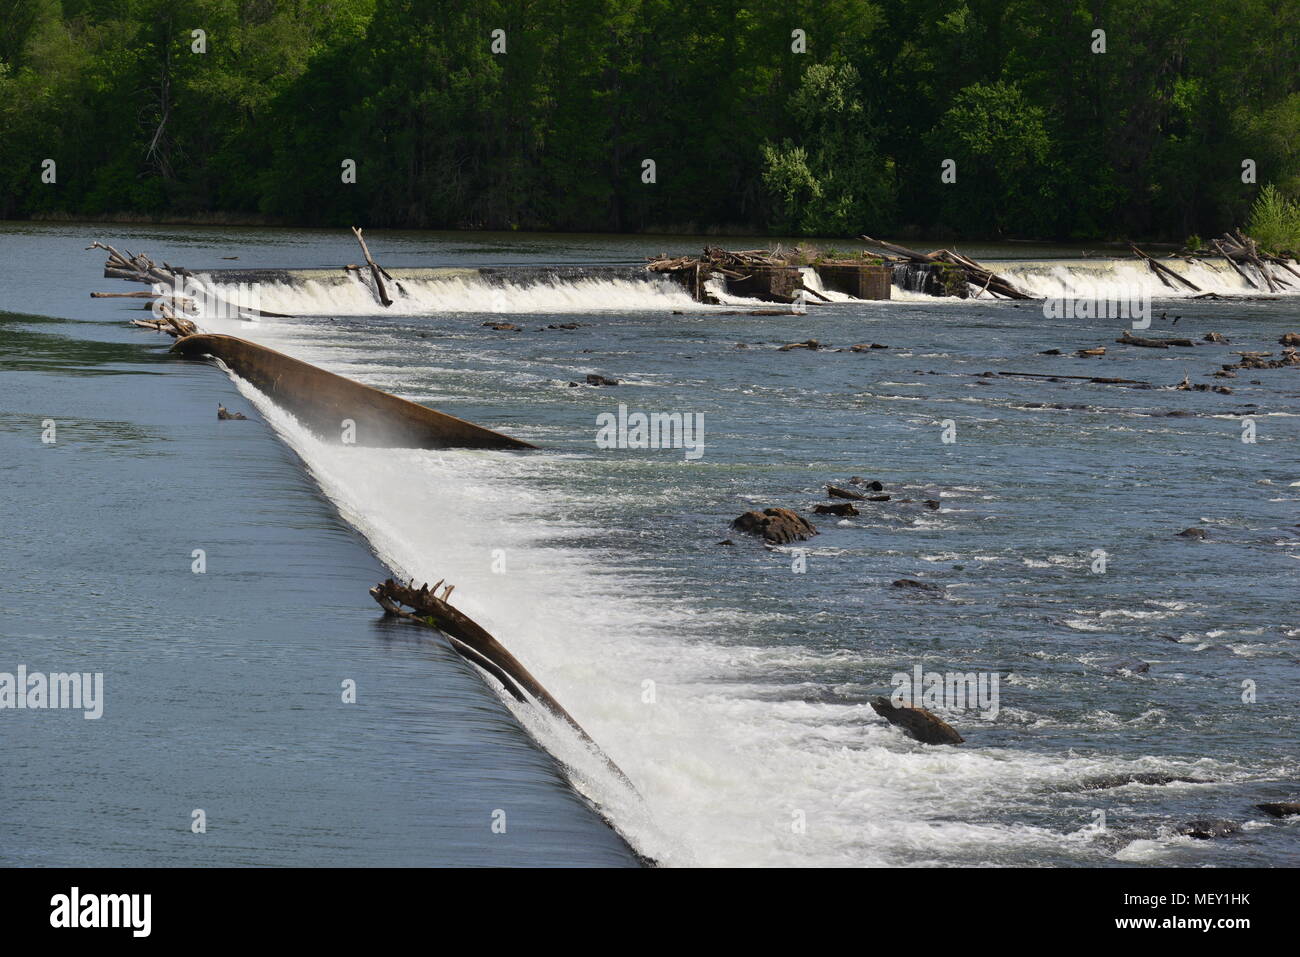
[858,235,1032,299]
[86,242,200,337]
[1200,229,1300,293]
[1131,230,1300,295]
[88,240,186,287]
[647,246,831,303]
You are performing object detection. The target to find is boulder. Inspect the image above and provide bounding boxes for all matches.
[870,696,964,745]
[585,373,619,386]
[814,502,859,516]
[1257,802,1300,818]
[730,507,818,544]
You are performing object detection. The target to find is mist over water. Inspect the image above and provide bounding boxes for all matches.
[4,223,1298,867]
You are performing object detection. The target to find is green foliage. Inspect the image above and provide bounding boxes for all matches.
[2,0,1299,241]
[927,80,1052,235]
[1247,185,1300,256]
[761,62,894,236]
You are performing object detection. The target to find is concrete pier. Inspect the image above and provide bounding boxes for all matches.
[723,265,803,302]
[813,263,892,300]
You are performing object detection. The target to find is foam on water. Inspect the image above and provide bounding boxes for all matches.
[197,271,701,317]
[993,256,1300,299]
[194,254,1300,321]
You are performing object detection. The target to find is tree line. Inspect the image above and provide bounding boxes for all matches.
[3,0,1299,243]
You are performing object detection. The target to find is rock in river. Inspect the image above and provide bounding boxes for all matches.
[870,696,964,745]
[730,507,818,544]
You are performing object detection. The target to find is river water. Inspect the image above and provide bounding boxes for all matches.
[1,222,1296,867]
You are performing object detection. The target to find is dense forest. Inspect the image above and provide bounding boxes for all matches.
[2,0,1299,242]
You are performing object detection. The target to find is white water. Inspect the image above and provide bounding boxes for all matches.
[192,291,1247,867]
[198,256,1299,321]
[198,271,701,316]
[993,256,1298,299]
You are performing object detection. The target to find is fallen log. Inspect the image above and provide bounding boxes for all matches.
[996,371,1146,384]
[350,226,393,307]
[1212,239,1258,289]
[795,282,832,303]
[859,236,1031,299]
[1129,243,1201,292]
[1117,331,1195,348]
[1236,230,1281,292]
[369,578,632,787]
[155,302,197,338]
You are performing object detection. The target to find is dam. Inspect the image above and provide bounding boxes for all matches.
[127,254,1300,320]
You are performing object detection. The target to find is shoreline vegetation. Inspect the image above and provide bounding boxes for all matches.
[4,2,1300,245]
[2,209,1223,248]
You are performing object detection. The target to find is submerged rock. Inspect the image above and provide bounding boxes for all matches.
[892,578,943,593]
[814,502,859,516]
[1176,819,1240,840]
[482,321,521,331]
[1280,332,1300,346]
[778,339,822,351]
[730,507,818,544]
[870,696,964,745]
[1098,658,1151,674]
[585,373,620,386]
[1071,772,1207,792]
[1257,802,1300,818]
[1176,527,1208,540]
